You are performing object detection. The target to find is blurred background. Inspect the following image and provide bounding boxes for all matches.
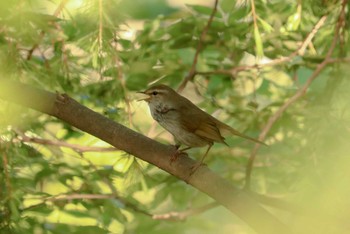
[0,0,350,233]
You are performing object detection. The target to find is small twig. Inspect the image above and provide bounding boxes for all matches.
[153,202,219,221]
[77,151,119,195]
[250,0,262,59]
[177,0,219,92]
[98,0,103,51]
[152,189,303,221]
[24,193,152,217]
[230,14,327,73]
[45,193,115,201]
[297,15,328,55]
[26,39,41,60]
[250,0,258,30]
[27,0,68,60]
[13,131,121,211]
[245,0,347,189]
[197,15,328,78]
[1,146,12,199]
[98,0,104,78]
[247,191,302,213]
[17,134,118,153]
[113,36,133,128]
[53,0,68,16]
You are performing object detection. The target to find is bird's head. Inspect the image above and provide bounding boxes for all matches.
[138,84,178,105]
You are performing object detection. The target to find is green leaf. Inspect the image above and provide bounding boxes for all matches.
[34,168,57,183]
[26,205,54,215]
[253,25,264,58]
[73,226,109,234]
[176,48,196,65]
[63,210,94,218]
[228,6,250,21]
[170,34,194,49]
[186,4,214,15]
[257,17,274,33]
[126,74,150,90]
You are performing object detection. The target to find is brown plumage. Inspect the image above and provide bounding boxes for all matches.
[139,84,265,171]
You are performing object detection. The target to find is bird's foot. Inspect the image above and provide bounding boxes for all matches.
[170,150,180,163]
[170,145,186,164]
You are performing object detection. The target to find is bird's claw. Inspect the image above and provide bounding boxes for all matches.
[170,146,186,164]
[170,150,181,163]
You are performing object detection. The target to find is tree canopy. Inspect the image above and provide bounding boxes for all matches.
[1,0,349,233]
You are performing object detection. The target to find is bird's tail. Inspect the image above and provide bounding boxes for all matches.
[218,122,267,145]
[229,127,267,145]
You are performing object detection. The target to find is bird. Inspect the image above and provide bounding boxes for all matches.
[138,84,265,173]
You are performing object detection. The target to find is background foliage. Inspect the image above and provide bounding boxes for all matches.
[0,0,349,233]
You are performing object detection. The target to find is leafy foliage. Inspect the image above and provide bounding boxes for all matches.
[0,0,349,233]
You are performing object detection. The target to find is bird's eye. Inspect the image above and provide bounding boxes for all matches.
[152,91,158,96]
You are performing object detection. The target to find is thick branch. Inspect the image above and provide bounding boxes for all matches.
[0,79,290,234]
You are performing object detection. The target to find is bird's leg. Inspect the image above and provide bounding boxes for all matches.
[190,143,213,175]
[170,145,191,163]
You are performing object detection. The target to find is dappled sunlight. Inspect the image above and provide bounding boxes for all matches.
[1,0,349,233]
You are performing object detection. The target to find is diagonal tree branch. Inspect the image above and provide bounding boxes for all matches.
[244,0,348,189]
[0,79,290,234]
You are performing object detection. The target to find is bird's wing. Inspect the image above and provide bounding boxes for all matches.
[175,95,266,145]
[194,121,227,144]
[177,99,226,144]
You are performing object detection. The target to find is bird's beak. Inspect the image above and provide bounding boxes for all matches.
[137,91,150,102]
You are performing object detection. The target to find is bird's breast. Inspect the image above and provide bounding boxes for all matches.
[149,104,209,147]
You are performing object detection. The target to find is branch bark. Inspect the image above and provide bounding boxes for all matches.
[0,79,290,234]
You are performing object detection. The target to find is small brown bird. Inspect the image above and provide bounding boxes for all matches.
[139,84,265,172]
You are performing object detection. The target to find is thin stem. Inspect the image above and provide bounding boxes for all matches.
[98,0,104,78]
[245,0,347,189]
[177,0,219,92]
[197,14,328,78]
[27,0,68,60]
[15,132,118,153]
